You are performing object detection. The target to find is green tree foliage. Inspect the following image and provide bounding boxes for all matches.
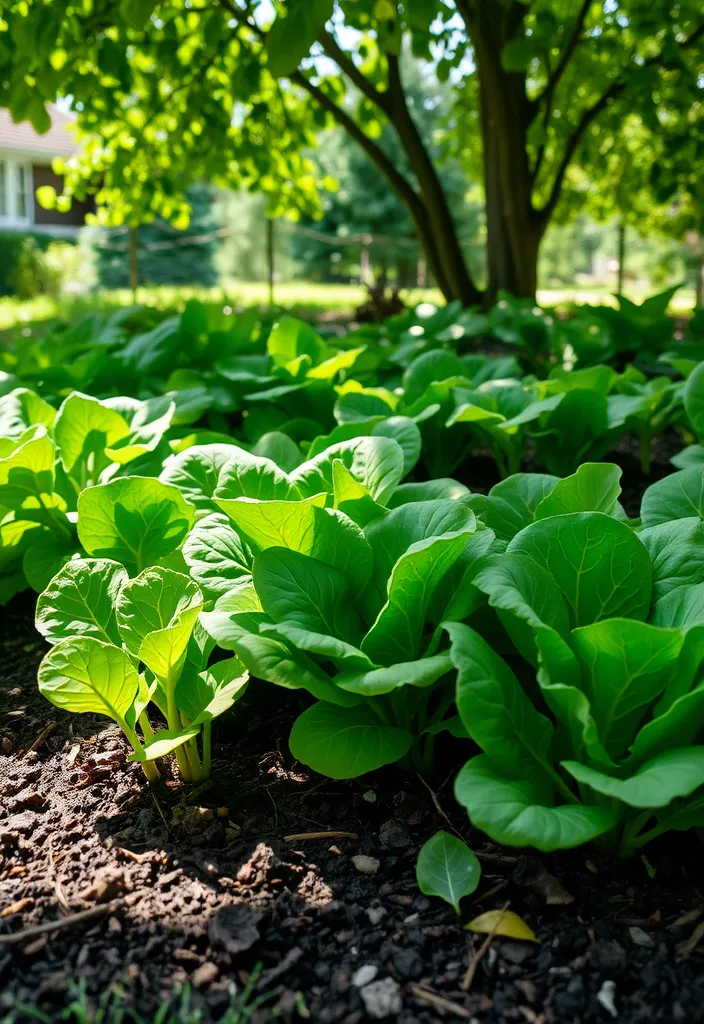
[0,1,701,302]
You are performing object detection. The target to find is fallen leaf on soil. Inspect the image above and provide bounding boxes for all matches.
[466,909,538,942]
[513,859,574,905]
[0,898,33,918]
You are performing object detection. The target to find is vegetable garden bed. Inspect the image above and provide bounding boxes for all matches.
[2,293,704,1022]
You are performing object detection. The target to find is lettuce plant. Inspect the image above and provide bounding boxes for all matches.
[0,388,179,599]
[672,360,704,470]
[201,496,492,778]
[36,560,247,782]
[450,508,704,855]
[160,435,469,608]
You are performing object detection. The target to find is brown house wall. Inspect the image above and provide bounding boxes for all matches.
[32,165,95,227]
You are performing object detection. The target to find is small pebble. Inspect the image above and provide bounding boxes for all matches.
[367,906,387,926]
[352,964,378,988]
[192,962,219,989]
[597,980,618,1019]
[629,926,655,948]
[352,855,380,875]
[360,977,402,1019]
[362,791,377,803]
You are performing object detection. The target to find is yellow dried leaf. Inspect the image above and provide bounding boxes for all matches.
[465,909,538,942]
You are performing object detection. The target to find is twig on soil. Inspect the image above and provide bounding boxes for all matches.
[283,831,359,842]
[416,773,461,836]
[677,919,704,958]
[151,790,170,836]
[409,984,473,1019]
[460,901,510,992]
[0,898,125,948]
[22,721,56,757]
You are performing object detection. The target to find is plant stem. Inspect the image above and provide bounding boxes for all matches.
[121,722,160,783]
[165,679,192,781]
[139,710,154,741]
[184,738,204,782]
[202,722,212,779]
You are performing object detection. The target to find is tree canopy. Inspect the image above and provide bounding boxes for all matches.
[0,0,701,302]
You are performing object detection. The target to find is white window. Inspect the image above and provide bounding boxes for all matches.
[16,164,27,219]
[0,158,32,224]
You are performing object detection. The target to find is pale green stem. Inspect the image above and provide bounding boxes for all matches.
[202,722,212,779]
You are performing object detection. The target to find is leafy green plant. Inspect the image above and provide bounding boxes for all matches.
[36,560,247,781]
[0,387,179,599]
[201,496,492,777]
[672,360,704,469]
[415,830,481,913]
[450,506,704,855]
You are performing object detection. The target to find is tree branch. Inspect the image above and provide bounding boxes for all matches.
[290,70,423,224]
[539,20,704,220]
[535,0,591,112]
[318,31,392,116]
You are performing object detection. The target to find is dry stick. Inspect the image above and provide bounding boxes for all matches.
[461,901,511,992]
[22,721,56,757]
[416,773,460,835]
[409,984,473,1019]
[0,898,124,948]
[284,831,358,842]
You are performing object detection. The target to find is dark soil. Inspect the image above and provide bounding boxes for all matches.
[2,595,704,1024]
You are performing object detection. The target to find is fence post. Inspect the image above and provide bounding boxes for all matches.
[129,227,140,301]
[266,218,275,308]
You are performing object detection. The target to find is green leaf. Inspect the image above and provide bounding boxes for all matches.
[289,701,412,779]
[22,533,78,594]
[454,755,619,852]
[364,498,476,599]
[78,477,196,576]
[473,553,571,665]
[362,530,473,664]
[128,725,201,762]
[535,463,622,520]
[501,37,539,71]
[266,316,329,363]
[253,547,364,643]
[624,681,704,769]
[684,360,704,439]
[116,567,202,679]
[35,558,128,646]
[387,478,470,508]
[0,388,56,441]
[641,468,704,527]
[38,636,139,725]
[213,448,300,503]
[259,622,373,672]
[252,432,303,472]
[336,652,453,696]
[200,609,360,707]
[477,474,558,541]
[447,622,553,784]
[0,430,56,511]
[290,437,405,506]
[182,511,252,607]
[215,497,373,595]
[570,620,684,758]
[176,656,248,726]
[639,518,704,601]
[509,512,652,626]
[563,748,704,809]
[54,392,130,478]
[160,443,244,516]
[416,831,481,914]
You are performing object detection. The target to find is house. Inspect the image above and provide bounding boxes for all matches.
[0,105,94,236]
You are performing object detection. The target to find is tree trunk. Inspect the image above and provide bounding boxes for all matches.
[266,218,275,307]
[617,219,626,295]
[460,0,544,304]
[129,228,139,299]
[696,245,703,309]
